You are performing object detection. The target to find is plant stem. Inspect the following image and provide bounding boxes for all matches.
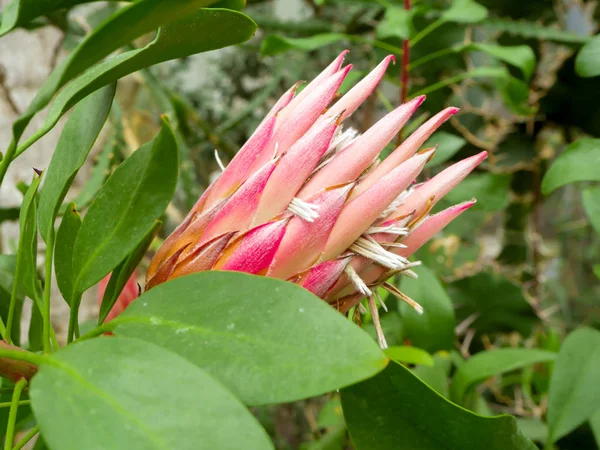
[397,0,411,145]
[42,232,54,354]
[0,140,17,188]
[0,400,30,409]
[410,17,445,47]
[409,47,456,70]
[4,378,27,450]
[67,294,82,344]
[12,425,39,450]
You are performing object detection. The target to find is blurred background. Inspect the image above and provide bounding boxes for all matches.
[1,0,599,448]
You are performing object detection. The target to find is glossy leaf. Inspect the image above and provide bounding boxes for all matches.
[112,272,388,405]
[261,33,349,56]
[341,362,536,450]
[97,221,161,325]
[582,185,600,234]
[384,346,434,367]
[15,8,258,156]
[11,0,218,153]
[575,34,600,78]
[400,266,456,353]
[547,327,600,443]
[30,336,273,450]
[38,83,116,242]
[542,139,600,195]
[450,348,556,404]
[450,272,538,337]
[72,119,178,293]
[425,132,466,168]
[441,0,488,24]
[54,203,82,306]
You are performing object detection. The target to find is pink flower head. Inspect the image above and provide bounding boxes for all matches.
[98,271,140,322]
[145,52,486,346]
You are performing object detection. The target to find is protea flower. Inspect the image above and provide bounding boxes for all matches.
[98,271,140,322]
[145,51,486,347]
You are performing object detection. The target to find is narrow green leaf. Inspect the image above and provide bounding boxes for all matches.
[450,272,538,337]
[425,132,466,168]
[516,418,548,444]
[450,348,556,404]
[547,327,600,443]
[54,203,82,306]
[38,83,116,242]
[30,336,273,450]
[0,0,95,37]
[384,346,434,367]
[112,272,388,405]
[261,33,348,56]
[590,409,600,448]
[72,119,178,293]
[542,139,600,195]
[441,0,488,24]
[465,43,536,80]
[0,256,22,344]
[400,266,456,353]
[97,221,161,325]
[15,8,257,156]
[575,34,600,78]
[484,18,590,44]
[582,185,600,234]
[11,0,219,153]
[376,7,414,40]
[341,362,536,450]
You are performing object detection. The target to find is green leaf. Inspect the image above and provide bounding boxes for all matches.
[0,256,22,344]
[542,139,600,195]
[15,8,257,156]
[425,132,466,168]
[450,272,538,337]
[450,349,556,404]
[261,33,348,56]
[384,346,434,367]
[483,19,590,44]
[72,119,178,294]
[400,266,456,353]
[97,221,160,325]
[516,418,548,444]
[30,336,273,450]
[112,272,388,405]
[15,174,43,305]
[11,0,218,152]
[441,0,488,24]
[547,327,600,443]
[594,265,600,279]
[54,203,82,306]
[590,409,600,449]
[582,185,600,234]
[444,172,512,213]
[412,351,452,397]
[376,7,414,40]
[0,0,94,37]
[341,362,537,450]
[38,83,115,242]
[465,43,536,80]
[575,34,600,78]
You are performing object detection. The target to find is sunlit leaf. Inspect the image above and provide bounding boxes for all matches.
[542,139,600,194]
[575,34,600,78]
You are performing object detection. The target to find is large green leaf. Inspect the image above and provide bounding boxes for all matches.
[341,362,536,450]
[450,272,538,337]
[15,8,257,156]
[547,327,600,443]
[111,272,388,405]
[542,139,600,195]
[575,34,600,78]
[37,83,115,242]
[582,185,600,234]
[30,336,273,450]
[450,348,556,404]
[441,0,488,24]
[72,119,178,293]
[400,266,456,353]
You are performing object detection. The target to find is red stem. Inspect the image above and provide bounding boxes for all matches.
[397,0,411,145]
